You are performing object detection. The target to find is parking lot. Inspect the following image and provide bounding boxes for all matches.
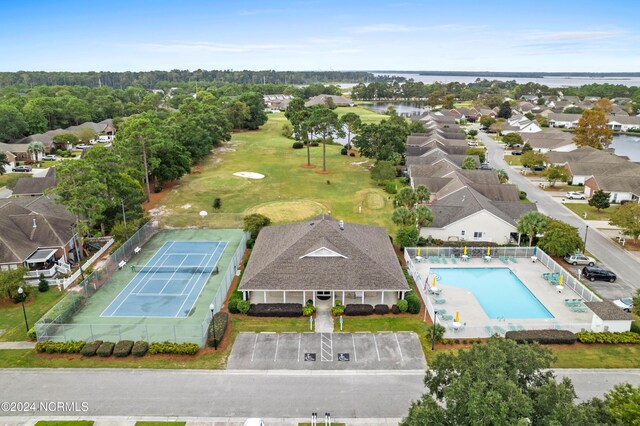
[227,332,427,370]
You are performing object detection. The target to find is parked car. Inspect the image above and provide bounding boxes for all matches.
[512,150,522,155]
[564,253,595,266]
[582,266,617,283]
[76,144,92,149]
[479,164,494,171]
[243,419,264,426]
[613,297,633,313]
[566,191,586,200]
[532,165,546,172]
[42,154,56,161]
[12,165,32,172]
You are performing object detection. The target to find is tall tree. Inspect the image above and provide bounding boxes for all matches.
[462,156,477,170]
[237,92,268,130]
[225,100,250,129]
[502,132,523,147]
[538,219,583,256]
[521,151,547,168]
[442,94,455,109]
[27,141,44,162]
[415,185,430,203]
[465,147,486,163]
[392,207,416,226]
[574,110,613,149]
[415,205,433,227]
[0,152,9,175]
[517,211,548,245]
[497,101,512,119]
[588,190,611,211]
[395,187,418,209]
[544,165,570,187]
[593,98,613,114]
[338,112,361,149]
[0,104,27,142]
[609,202,640,243]
[370,160,396,182]
[308,106,341,172]
[354,120,408,162]
[605,383,640,425]
[285,98,313,166]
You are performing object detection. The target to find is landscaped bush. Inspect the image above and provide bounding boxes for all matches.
[207,311,229,348]
[292,142,304,149]
[228,291,243,313]
[35,340,85,354]
[631,321,640,335]
[310,141,319,147]
[576,331,640,344]
[80,340,103,357]
[113,340,134,357]
[246,238,255,249]
[247,303,302,317]
[349,152,356,157]
[519,191,527,200]
[396,299,408,313]
[426,323,446,343]
[341,147,348,155]
[505,329,577,345]
[302,305,316,316]
[374,304,390,315]
[96,342,115,357]
[331,305,345,316]
[27,327,37,341]
[383,180,397,194]
[148,342,200,355]
[236,300,250,314]
[344,304,374,316]
[404,292,421,314]
[391,304,400,314]
[131,341,149,357]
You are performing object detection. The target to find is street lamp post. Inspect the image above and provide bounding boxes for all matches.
[18,287,29,332]
[583,225,589,253]
[209,303,217,350]
[431,314,437,351]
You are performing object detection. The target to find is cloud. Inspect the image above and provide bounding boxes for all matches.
[331,48,362,54]
[129,41,298,54]
[350,23,426,34]
[524,31,622,41]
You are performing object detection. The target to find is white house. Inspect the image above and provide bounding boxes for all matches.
[607,116,640,132]
[548,113,581,129]
[584,174,640,204]
[585,301,632,332]
[503,116,541,134]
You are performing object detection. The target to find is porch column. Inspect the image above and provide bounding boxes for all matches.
[263,291,267,303]
[283,291,286,303]
[342,291,345,304]
[313,294,316,307]
[361,291,365,303]
[401,291,405,299]
[332,291,335,306]
[381,291,385,304]
[243,291,247,301]
[303,291,305,305]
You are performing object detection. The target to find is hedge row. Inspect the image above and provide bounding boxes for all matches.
[97,342,115,357]
[207,312,229,348]
[405,292,421,314]
[247,303,302,317]
[132,341,149,356]
[374,304,390,315]
[345,304,374,316]
[228,291,243,313]
[148,342,200,355]
[113,340,134,357]
[576,331,640,344]
[505,329,577,345]
[80,340,103,357]
[35,340,85,353]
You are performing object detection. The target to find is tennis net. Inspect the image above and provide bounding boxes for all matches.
[136,265,219,274]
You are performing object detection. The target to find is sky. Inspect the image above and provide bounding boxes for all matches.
[1,0,640,72]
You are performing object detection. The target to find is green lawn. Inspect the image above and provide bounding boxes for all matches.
[136,422,186,426]
[0,172,31,189]
[35,422,94,426]
[0,288,64,341]
[335,105,386,124]
[157,110,396,233]
[552,345,640,368]
[503,155,522,166]
[564,203,614,221]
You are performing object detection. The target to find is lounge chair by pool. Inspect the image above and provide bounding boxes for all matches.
[509,256,518,263]
[499,256,508,264]
[450,254,457,264]
[433,298,446,304]
[485,326,493,336]
[493,326,507,335]
[570,306,588,313]
[439,314,454,321]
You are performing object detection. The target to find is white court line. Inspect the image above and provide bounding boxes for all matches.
[101,241,176,317]
[274,334,280,362]
[250,334,259,362]
[297,334,301,362]
[395,333,404,362]
[352,334,357,362]
[131,241,178,295]
[373,334,381,361]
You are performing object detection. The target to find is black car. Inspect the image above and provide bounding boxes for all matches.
[582,266,617,283]
[512,150,522,155]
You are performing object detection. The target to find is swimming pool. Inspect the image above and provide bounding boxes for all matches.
[432,268,554,319]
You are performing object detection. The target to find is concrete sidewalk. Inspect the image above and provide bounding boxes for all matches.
[0,341,35,349]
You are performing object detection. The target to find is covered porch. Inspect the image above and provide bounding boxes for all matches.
[245,290,402,307]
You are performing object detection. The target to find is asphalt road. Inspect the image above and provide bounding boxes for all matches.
[0,368,638,419]
[477,129,639,300]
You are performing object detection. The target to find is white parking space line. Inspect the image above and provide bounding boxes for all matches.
[352,334,357,362]
[373,334,381,361]
[250,334,259,362]
[274,334,280,362]
[395,333,404,362]
[297,333,301,362]
[321,333,333,361]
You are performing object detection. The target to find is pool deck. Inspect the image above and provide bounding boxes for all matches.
[412,257,594,338]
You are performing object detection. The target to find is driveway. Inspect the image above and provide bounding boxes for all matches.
[477,128,639,299]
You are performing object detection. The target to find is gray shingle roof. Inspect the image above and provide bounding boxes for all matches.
[239,217,409,292]
[12,176,58,196]
[584,301,632,321]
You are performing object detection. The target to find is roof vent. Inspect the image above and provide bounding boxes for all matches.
[310,222,315,226]
[339,220,344,230]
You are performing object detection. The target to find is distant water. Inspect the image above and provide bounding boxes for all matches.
[362,102,429,116]
[374,72,640,88]
[612,134,640,162]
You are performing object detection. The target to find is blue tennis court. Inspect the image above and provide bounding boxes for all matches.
[101,241,227,318]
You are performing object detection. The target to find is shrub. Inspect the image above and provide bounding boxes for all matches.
[631,321,640,335]
[228,291,243,313]
[302,305,316,316]
[247,303,302,317]
[27,327,37,341]
[38,274,49,292]
[12,286,31,304]
[35,340,84,354]
[310,141,319,147]
[462,339,468,344]
[113,340,134,357]
[148,342,200,355]
[397,299,408,313]
[426,323,446,343]
[344,304,374,316]
[391,304,400,314]
[405,292,421,314]
[383,180,397,194]
[213,198,221,209]
[340,147,348,155]
[454,339,460,344]
[349,152,356,157]
[153,186,162,193]
[246,238,255,249]
[335,299,342,306]
[292,142,304,149]
[519,191,527,200]
[374,304,390,315]
[331,305,345,316]
[131,341,149,357]
[576,331,640,344]
[505,329,577,345]
[80,340,103,357]
[96,342,115,357]
[236,300,250,314]
[207,312,229,348]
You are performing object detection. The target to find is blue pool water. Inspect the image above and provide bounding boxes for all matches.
[432,268,554,319]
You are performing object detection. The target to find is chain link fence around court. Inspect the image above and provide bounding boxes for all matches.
[36,222,247,346]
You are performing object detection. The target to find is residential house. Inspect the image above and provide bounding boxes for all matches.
[238,216,409,307]
[11,169,57,197]
[477,107,496,118]
[518,129,576,153]
[521,95,538,102]
[518,101,535,113]
[607,115,640,131]
[585,301,632,332]
[503,116,541,134]
[263,94,294,111]
[548,113,581,129]
[1,150,16,173]
[305,94,352,107]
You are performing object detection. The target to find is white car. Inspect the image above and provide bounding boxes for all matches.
[613,297,633,313]
[42,154,56,161]
[76,144,92,150]
[243,419,264,426]
[564,253,596,266]
[566,191,586,200]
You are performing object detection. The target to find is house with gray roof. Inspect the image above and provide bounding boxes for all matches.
[519,129,576,153]
[305,94,352,108]
[238,216,409,307]
[548,113,582,129]
[584,301,632,332]
[12,170,57,197]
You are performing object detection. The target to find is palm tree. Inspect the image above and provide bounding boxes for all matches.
[415,205,434,227]
[27,141,44,163]
[392,207,416,226]
[517,211,548,246]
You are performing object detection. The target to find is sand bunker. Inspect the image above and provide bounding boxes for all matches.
[233,171,265,179]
